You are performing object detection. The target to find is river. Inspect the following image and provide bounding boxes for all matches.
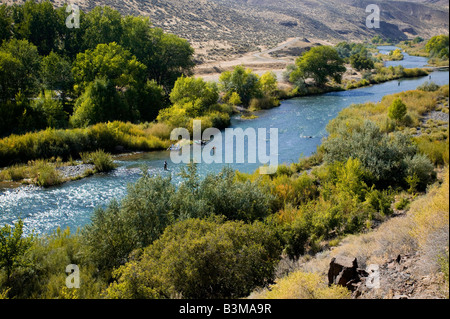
[0,48,448,235]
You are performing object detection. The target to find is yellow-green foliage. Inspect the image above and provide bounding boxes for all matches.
[0,159,63,187]
[414,135,449,166]
[252,271,350,299]
[144,122,172,140]
[371,65,428,84]
[386,48,404,61]
[0,121,168,166]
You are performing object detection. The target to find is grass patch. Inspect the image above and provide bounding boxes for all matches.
[250,271,350,299]
[0,159,63,187]
[79,150,117,173]
[0,121,169,167]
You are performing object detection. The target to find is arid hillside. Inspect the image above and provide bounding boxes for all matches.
[3,0,449,63]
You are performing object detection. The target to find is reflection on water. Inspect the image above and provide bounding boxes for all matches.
[0,59,448,235]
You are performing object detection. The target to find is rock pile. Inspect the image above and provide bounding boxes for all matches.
[329,253,448,299]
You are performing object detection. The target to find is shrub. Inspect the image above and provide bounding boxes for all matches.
[417,81,440,92]
[249,97,280,111]
[145,122,172,140]
[80,150,117,173]
[0,121,168,167]
[83,172,176,271]
[105,218,282,299]
[34,163,63,187]
[198,166,274,221]
[323,120,418,188]
[395,197,410,210]
[414,136,449,166]
[388,98,407,123]
[7,228,105,299]
[228,92,242,106]
[403,154,436,192]
[0,164,27,181]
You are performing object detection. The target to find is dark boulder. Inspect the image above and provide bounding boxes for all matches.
[328,255,365,291]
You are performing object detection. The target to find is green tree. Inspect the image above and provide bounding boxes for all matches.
[260,71,278,97]
[40,51,74,102]
[0,39,41,98]
[388,98,407,123]
[0,51,22,101]
[350,51,375,71]
[169,76,219,116]
[12,0,60,55]
[0,4,13,42]
[129,79,166,122]
[70,77,127,128]
[0,220,33,285]
[106,218,282,299]
[120,16,195,90]
[290,46,346,87]
[32,92,67,129]
[145,30,195,91]
[219,66,263,107]
[71,42,149,125]
[82,6,124,50]
[72,42,147,95]
[426,35,449,59]
[55,4,87,59]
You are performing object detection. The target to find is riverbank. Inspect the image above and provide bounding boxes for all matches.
[0,150,118,189]
[0,69,446,190]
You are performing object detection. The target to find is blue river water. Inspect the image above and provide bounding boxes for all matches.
[0,48,448,235]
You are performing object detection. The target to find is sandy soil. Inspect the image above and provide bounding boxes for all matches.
[194,37,333,83]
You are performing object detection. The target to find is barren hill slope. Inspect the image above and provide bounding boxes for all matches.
[3,0,449,62]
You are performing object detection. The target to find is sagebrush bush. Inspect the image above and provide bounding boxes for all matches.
[323,120,418,188]
[417,81,440,92]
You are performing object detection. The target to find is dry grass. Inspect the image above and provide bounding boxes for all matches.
[254,168,449,299]
[304,169,448,274]
[249,271,350,299]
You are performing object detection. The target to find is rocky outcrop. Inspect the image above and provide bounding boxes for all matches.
[328,255,368,291]
[349,253,448,299]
